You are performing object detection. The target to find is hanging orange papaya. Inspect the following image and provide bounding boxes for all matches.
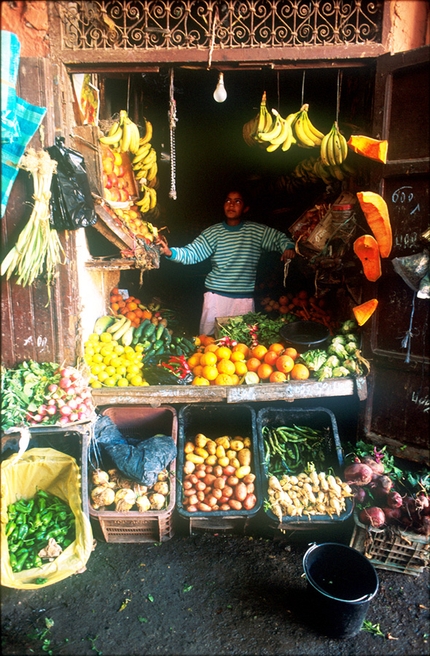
[347,135,388,164]
[353,234,382,282]
[352,299,378,326]
[356,191,392,258]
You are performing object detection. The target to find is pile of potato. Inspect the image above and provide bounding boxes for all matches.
[181,433,257,513]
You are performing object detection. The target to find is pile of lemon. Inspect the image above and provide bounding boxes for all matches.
[83,331,149,388]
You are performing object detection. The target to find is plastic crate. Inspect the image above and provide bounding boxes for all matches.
[177,404,263,531]
[84,406,177,543]
[350,514,430,577]
[3,423,92,518]
[256,406,353,528]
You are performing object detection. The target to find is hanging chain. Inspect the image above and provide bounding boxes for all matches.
[168,68,178,200]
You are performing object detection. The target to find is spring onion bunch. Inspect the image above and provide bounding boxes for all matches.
[1,149,64,297]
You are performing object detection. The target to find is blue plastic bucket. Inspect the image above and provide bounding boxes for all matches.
[303,542,379,638]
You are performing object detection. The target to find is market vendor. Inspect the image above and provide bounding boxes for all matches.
[155,189,296,335]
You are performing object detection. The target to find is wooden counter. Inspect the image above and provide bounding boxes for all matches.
[91,376,366,408]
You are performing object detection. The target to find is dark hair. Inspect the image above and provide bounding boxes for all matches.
[223,186,250,208]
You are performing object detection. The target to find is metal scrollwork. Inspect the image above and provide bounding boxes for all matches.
[57,0,382,51]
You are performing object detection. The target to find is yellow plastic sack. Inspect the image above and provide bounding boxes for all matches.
[1,447,93,589]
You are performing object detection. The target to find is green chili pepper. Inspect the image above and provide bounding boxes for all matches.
[35,490,49,498]
[13,550,29,572]
[9,553,18,570]
[6,521,16,537]
[15,499,34,514]
[17,524,29,541]
[7,503,17,519]
[35,577,48,585]
[15,513,26,525]
[35,529,47,540]
[33,556,43,568]
[41,511,53,525]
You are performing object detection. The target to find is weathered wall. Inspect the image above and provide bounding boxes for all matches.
[0,1,49,57]
[387,0,430,53]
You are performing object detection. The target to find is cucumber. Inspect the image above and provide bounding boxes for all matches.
[155,324,165,341]
[142,322,157,339]
[173,336,182,345]
[133,318,151,344]
[175,346,184,356]
[163,328,172,345]
[143,347,155,360]
[153,339,164,351]
[181,337,194,351]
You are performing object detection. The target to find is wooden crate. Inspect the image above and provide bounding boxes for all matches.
[350,514,430,577]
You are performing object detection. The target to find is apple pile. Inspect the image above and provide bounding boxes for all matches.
[102,146,134,204]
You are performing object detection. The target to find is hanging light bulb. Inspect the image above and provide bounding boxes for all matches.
[213,72,227,103]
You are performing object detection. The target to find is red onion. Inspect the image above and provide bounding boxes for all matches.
[375,475,394,494]
[415,493,429,510]
[344,463,373,486]
[386,490,403,509]
[381,507,402,525]
[416,517,430,537]
[352,486,368,505]
[361,456,385,476]
[359,506,386,528]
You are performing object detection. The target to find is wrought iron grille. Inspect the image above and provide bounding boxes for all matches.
[57,1,383,51]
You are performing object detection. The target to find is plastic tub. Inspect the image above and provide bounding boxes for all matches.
[280,321,330,353]
[177,404,263,528]
[257,406,353,526]
[85,406,177,543]
[303,542,379,638]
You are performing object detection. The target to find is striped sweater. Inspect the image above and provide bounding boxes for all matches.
[167,221,294,297]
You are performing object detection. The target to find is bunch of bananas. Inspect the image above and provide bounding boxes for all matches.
[99,109,141,154]
[257,104,325,153]
[320,121,349,167]
[243,96,325,154]
[274,155,356,196]
[242,91,272,148]
[135,183,157,215]
[132,121,158,180]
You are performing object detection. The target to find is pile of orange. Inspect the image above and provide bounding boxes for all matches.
[109,288,153,328]
[188,337,310,385]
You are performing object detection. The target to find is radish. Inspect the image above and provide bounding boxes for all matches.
[38,404,48,416]
[59,377,72,390]
[48,383,58,393]
[46,406,57,416]
[59,405,72,416]
[32,414,43,423]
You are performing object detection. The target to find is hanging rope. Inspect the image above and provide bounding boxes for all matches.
[207,5,219,69]
[168,68,178,200]
[301,70,306,106]
[335,70,343,124]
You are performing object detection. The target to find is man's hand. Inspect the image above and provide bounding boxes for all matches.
[281,248,296,262]
[155,235,172,257]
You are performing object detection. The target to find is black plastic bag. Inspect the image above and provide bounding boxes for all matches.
[46,136,97,230]
[92,415,177,487]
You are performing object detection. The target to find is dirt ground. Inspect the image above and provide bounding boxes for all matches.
[1,513,429,656]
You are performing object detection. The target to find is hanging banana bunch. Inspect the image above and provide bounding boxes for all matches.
[320,121,349,180]
[132,117,159,215]
[242,91,273,147]
[99,109,141,154]
[291,104,325,148]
